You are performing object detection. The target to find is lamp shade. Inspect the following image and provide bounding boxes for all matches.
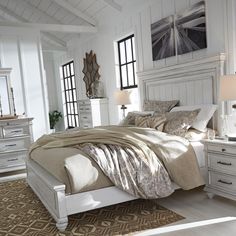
[219,75,236,101]
[114,90,131,105]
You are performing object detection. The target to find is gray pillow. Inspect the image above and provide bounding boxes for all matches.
[143,100,179,114]
[163,109,200,137]
[119,111,153,126]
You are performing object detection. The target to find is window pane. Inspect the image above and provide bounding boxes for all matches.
[121,65,127,87]
[119,42,126,64]
[63,66,67,77]
[70,63,74,75]
[126,39,132,63]
[132,37,136,60]
[72,76,75,88]
[128,63,134,86]
[73,90,77,100]
[67,65,70,76]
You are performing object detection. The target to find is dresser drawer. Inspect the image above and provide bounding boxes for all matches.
[208,153,236,174]
[0,151,26,169]
[209,171,236,193]
[79,105,91,112]
[3,125,30,138]
[78,100,91,106]
[80,121,92,129]
[0,137,31,153]
[208,144,236,155]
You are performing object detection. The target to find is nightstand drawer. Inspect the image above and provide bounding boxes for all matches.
[0,151,26,168]
[208,144,236,155]
[209,171,236,193]
[0,137,30,152]
[209,153,236,174]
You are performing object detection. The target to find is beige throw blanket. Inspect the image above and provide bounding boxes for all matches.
[29,126,204,198]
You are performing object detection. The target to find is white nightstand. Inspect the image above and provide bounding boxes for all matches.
[203,139,236,200]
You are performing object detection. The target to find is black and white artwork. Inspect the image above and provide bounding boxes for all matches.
[151,1,207,61]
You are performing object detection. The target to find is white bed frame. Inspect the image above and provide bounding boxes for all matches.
[26,53,226,231]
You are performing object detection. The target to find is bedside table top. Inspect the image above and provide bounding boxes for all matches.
[201,138,236,147]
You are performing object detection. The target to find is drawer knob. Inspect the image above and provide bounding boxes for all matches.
[217,161,232,166]
[218,179,232,185]
[221,148,226,152]
[5,144,17,147]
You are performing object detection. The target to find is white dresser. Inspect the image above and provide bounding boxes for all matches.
[203,139,236,200]
[0,117,33,173]
[78,98,109,128]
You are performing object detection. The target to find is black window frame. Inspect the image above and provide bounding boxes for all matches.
[61,61,79,129]
[117,34,137,90]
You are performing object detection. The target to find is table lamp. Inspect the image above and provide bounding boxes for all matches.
[219,74,236,140]
[114,90,131,118]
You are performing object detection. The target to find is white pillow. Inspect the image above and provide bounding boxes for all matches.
[171,104,217,132]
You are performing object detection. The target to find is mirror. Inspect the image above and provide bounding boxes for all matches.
[0,68,13,116]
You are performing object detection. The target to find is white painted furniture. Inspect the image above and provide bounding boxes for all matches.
[26,54,225,231]
[78,98,109,128]
[0,117,33,174]
[203,139,236,201]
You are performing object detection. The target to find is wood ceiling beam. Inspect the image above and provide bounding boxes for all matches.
[53,0,96,26]
[0,21,97,33]
[0,3,66,48]
[103,0,122,12]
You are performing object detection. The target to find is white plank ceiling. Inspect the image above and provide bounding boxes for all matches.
[0,0,126,50]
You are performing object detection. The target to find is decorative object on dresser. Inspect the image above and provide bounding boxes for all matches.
[219,74,236,140]
[82,50,103,98]
[203,139,236,201]
[0,117,33,176]
[114,90,131,118]
[0,68,14,117]
[78,98,109,128]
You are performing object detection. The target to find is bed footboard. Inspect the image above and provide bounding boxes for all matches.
[26,159,68,231]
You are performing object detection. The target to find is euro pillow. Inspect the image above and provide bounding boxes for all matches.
[135,115,166,131]
[171,104,217,132]
[119,111,154,126]
[163,109,200,137]
[143,100,179,114]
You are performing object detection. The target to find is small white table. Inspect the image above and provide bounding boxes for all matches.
[202,139,236,200]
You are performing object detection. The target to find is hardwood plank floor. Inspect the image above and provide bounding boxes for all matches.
[136,187,236,236]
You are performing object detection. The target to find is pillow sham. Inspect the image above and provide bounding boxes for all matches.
[171,104,217,132]
[163,109,200,137]
[143,100,179,114]
[135,115,166,131]
[119,111,153,126]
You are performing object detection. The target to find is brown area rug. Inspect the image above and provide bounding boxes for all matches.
[0,179,184,236]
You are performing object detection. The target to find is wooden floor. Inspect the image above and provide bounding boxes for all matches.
[136,187,236,236]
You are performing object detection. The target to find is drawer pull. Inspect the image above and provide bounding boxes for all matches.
[5,144,17,147]
[83,117,88,119]
[7,158,18,162]
[222,148,226,152]
[10,130,22,133]
[217,161,232,166]
[218,179,232,185]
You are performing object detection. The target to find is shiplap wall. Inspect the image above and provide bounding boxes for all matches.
[0,27,49,139]
[53,0,235,125]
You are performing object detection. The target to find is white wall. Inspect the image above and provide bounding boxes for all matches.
[0,27,49,139]
[52,0,236,126]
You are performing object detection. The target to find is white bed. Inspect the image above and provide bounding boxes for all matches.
[26,53,226,231]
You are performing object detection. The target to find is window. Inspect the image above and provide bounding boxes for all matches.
[117,34,137,89]
[61,61,79,129]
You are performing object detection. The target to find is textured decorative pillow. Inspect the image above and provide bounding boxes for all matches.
[163,109,200,137]
[135,115,166,131]
[171,104,217,132]
[119,111,153,126]
[143,100,179,114]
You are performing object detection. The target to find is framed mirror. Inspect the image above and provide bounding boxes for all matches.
[0,68,13,116]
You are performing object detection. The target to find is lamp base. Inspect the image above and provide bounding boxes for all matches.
[121,105,127,119]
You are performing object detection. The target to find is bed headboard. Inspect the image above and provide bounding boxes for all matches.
[137,54,226,133]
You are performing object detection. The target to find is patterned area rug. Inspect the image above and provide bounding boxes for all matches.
[0,179,184,236]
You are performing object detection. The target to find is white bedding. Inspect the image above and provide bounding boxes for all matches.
[191,141,205,168]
